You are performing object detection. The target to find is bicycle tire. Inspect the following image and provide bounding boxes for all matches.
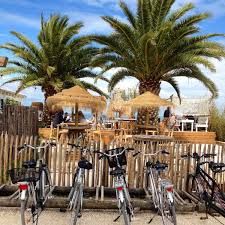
[70,186,81,225]
[146,169,159,208]
[39,168,51,205]
[123,188,133,222]
[160,192,177,225]
[213,189,225,211]
[69,169,79,201]
[187,175,205,201]
[20,192,29,225]
[121,201,130,225]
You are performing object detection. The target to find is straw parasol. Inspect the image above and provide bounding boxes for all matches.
[126,91,173,109]
[93,96,107,113]
[107,94,129,118]
[126,91,173,126]
[46,86,106,125]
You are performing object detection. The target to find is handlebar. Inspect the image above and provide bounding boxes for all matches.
[94,147,134,160]
[68,143,81,148]
[18,141,56,152]
[181,152,216,159]
[133,149,170,157]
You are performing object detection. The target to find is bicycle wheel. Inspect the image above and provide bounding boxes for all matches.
[160,191,177,225]
[213,187,225,211]
[68,169,79,202]
[39,168,51,205]
[121,201,130,225]
[20,191,29,225]
[187,175,205,201]
[70,185,81,225]
[123,188,133,222]
[146,168,159,208]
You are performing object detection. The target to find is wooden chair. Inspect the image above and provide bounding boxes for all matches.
[195,117,208,132]
[49,122,57,140]
[56,123,69,142]
[145,130,158,135]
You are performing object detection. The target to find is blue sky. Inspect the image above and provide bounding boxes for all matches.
[0,0,225,107]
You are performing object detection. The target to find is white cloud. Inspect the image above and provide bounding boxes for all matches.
[0,11,39,29]
[65,11,112,34]
[174,0,225,18]
[67,0,136,8]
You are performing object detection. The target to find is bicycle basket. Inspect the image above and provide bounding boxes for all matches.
[106,149,127,168]
[8,167,41,184]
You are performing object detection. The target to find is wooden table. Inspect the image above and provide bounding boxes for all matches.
[132,134,173,142]
[93,129,116,145]
[58,124,91,140]
[135,124,158,134]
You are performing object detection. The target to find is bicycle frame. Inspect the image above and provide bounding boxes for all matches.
[191,161,225,216]
[18,142,54,202]
[69,167,85,210]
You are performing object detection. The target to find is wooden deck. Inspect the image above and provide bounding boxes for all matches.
[173,131,216,143]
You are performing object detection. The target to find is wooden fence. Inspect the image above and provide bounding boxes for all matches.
[1,133,225,192]
[0,105,38,136]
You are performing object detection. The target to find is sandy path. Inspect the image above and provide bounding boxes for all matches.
[0,208,225,225]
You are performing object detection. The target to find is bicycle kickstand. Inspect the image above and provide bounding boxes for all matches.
[148,210,158,224]
[113,214,121,222]
[200,201,209,220]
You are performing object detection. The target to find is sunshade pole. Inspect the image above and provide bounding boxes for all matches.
[75,103,78,126]
[95,111,98,130]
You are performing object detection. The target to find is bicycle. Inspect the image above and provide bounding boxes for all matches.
[95,147,134,225]
[181,152,225,218]
[67,143,93,225]
[134,149,177,225]
[8,141,56,225]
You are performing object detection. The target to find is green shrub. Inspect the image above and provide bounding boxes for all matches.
[209,107,225,142]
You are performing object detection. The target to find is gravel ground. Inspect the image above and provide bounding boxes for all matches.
[0,208,225,225]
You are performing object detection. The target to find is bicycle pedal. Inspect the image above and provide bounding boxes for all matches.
[59,208,67,213]
[78,212,82,218]
[48,195,54,199]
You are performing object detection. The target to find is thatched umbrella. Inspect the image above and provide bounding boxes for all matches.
[46,86,106,125]
[107,94,128,118]
[126,91,173,108]
[126,91,173,125]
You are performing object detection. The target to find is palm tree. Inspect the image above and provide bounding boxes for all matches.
[0,15,108,121]
[91,0,225,126]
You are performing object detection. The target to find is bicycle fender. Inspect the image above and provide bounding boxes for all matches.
[118,190,124,203]
[20,190,27,200]
[167,191,174,203]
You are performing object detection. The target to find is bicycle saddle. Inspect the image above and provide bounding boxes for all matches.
[78,160,92,170]
[110,167,125,176]
[154,162,168,171]
[22,160,36,168]
[146,161,153,168]
[209,162,225,173]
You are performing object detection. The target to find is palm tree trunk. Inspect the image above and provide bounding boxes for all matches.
[43,86,57,126]
[137,80,161,130]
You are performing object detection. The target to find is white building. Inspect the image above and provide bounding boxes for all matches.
[0,88,25,109]
[171,95,212,116]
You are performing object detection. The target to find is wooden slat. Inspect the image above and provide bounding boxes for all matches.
[3,133,8,182]
[57,143,63,186]
[0,133,4,184]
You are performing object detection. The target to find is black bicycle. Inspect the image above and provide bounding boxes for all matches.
[182,152,225,218]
